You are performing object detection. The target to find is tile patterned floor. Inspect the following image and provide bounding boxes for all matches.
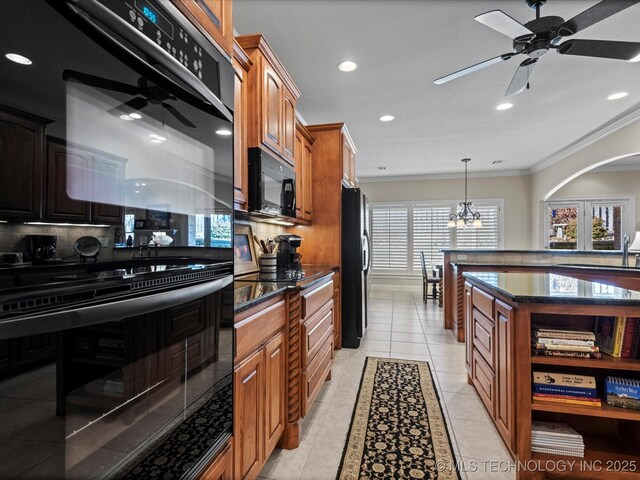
[258,289,515,480]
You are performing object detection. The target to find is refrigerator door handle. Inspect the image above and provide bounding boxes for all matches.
[363,233,372,271]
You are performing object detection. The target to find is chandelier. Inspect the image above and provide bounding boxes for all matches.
[448,158,483,229]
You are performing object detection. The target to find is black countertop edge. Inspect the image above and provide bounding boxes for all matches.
[233,267,337,313]
[451,263,640,275]
[463,272,640,306]
[442,249,622,255]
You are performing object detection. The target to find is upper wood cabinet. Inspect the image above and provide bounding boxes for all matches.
[235,34,301,167]
[90,153,126,224]
[233,41,252,212]
[171,0,233,58]
[294,121,314,222]
[46,139,91,222]
[342,133,357,188]
[0,106,49,221]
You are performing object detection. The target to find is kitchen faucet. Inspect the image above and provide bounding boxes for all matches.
[622,234,631,267]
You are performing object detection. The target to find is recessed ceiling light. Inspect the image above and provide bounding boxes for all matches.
[129,112,142,119]
[496,103,513,111]
[338,61,357,72]
[379,115,395,122]
[607,92,628,100]
[628,53,640,63]
[134,190,141,194]
[120,114,134,121]
[5,53,32,65]
[215,128,232,136]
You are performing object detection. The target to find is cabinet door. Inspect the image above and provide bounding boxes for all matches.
[350,149,356,186]
[464,283,473,374]
[202,442,233,480]
[233,58,248,212]
[302,141,313,220]
[293,128,304,218]
[0,110,46,220]
[264,331,285,457]
[91,154,125,224]
[234,348,264,480]
[171,0,233,57]
[495,299,514,449]
[46,139,91,222]
[281,87,296,165]
[262,62,282,154]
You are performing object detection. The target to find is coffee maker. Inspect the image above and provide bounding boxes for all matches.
[24,235,57,263]
[275,234,302,271]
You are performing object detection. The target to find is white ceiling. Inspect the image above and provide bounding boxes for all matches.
[233,0,640,179]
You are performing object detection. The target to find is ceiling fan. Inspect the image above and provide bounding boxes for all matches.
[62,69,196,127]
[434,0,640,96]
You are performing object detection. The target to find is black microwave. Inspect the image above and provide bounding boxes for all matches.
[248,148,296,217]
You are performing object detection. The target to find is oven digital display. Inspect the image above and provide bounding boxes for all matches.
[134,0,174,39]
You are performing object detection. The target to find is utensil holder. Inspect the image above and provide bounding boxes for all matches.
[259,253,277,273]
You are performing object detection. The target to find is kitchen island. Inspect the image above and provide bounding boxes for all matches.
[463,271,640,480]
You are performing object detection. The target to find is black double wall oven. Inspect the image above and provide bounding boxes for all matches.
[0,1,235,478]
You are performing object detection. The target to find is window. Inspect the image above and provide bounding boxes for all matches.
[545,198,632,250]
[370,200,503,276]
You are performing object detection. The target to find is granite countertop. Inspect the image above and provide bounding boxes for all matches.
[463,271,640,306]
[451,262,640,275]
[234,265,337,313]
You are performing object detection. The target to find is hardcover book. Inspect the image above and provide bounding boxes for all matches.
[594,316,624,357]
[532,372,596,388]
[621,318,638,358]
[534,349,602,359]
[605,376,640,411]
[535,337,595,347]
[532,324,596,341]
[533,343,600,353]
[533,384,598,398]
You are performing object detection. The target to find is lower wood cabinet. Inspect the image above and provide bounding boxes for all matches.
[201,442,234,480]
[465,284,515,454]
[234,297,286,480]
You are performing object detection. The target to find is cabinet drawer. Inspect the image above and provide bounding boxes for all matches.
[235,299,286,362]
[472,348,496,419]
[472,287,494,320]
[301,280,333,319]
[302,333,333,417]
[472,308,495,368]
[302,302,333,370]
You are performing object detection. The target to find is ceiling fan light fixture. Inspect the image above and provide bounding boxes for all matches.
[338,61,357,72]
[607,92,628,100]
[119,114,134,121]
[129,112,142,119]
[496,102,513,110]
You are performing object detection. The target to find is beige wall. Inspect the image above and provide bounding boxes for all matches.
[550,169,640,230]
[360,174,533,249]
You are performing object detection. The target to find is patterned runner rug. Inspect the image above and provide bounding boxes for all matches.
[337,357,460,480]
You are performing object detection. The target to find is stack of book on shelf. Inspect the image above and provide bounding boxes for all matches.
[595,317,640,359]
[532,324,601,359]
[532,421,585,458]
[606,376,640,411]
[533,371,601,407]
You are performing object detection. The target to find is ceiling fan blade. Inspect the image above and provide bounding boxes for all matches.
[557,39,640,60]
[434,53,514,85]
[558,0,640,36]
[505,59,538,97]
[108,97,149,116]
[475,10,535,40]
[162,102,196,128]
[62,70,140,95]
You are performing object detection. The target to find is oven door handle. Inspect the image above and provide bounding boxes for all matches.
[64,0,233,123]
[0,274,233,340]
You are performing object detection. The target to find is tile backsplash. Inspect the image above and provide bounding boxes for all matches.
[0,223,117,261]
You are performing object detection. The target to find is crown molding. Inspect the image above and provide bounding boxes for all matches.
[529,103,640,174]
[358,169,529,183]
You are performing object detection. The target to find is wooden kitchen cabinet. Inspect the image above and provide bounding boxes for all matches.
[235,34,301,167]
[171,0,233,58]
[494,299,514,450]
[90,153,126,224]
[233,41,251,212]
[234,296,287,480]
[200,442,233,480]
[342,135,357,187]
[0,106,49,220]
[293,121,314,222]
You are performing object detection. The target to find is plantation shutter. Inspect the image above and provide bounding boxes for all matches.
[370,205,409,273]
[455,204,500,249]
[412,206,452,272]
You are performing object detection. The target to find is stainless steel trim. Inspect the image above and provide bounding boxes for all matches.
[0,274,233,340]
[67,0,232,122]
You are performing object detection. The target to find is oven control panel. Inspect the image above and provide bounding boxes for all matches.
[100,0,220,88]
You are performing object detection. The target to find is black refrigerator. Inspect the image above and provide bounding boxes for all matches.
[342,187,371,348]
